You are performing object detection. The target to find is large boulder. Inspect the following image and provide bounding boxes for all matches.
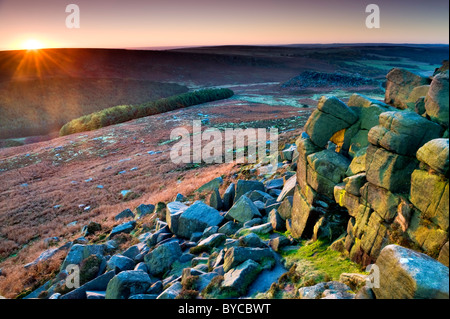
[416,138,449,177]
[106,255,135,273]
[144,241,182,277]
[373,245,449,299]
[222,260,262,295]
[425,70,449,127]
[225,195,261,224]
[135,204,155,219]
[105,271,152,299]
[368,111,442,156]
[176,201,224,238]
[385,68,431,109]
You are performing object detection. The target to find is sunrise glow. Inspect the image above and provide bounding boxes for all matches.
[22,39,45,51]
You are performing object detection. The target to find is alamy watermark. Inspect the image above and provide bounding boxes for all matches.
[169,121,279,175]
[366,4,381,29]
[365,264,380,289]
[65,4,80,29]
[66,4,381,30]
[65,264,80,289]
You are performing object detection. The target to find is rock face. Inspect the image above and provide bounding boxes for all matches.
[373,245,449,299]
[176,201,224,238]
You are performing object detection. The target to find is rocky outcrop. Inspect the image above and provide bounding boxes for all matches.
[292,63,449,271]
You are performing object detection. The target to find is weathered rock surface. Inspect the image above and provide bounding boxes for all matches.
[416,138,449,177]
[144,241,182,277]
[373,245,449,299]
[177,201,224,238]
[105,271,152,299]
[225,195,261,223]
[222,259,262,295]
[385,68,431,109]
[425,70,449,127]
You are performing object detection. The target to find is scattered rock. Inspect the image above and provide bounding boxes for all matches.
[298,281,354,299]
[276,175,297,202]
[234,180,265,203]
[239,233,268,248]
[135,204,155,219]
[115,209,135,221]
[195,233,227,252]
[269,209,285,232]
[109,221,136,239]
[225,195,261,224]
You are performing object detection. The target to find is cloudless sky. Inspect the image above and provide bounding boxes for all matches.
[0,0,448,50]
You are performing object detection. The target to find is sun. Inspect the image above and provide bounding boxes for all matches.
[22,39,44,51]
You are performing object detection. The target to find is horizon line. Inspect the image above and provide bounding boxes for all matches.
[1,42,449,52]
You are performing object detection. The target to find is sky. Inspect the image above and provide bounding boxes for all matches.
[0,0,448,50]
